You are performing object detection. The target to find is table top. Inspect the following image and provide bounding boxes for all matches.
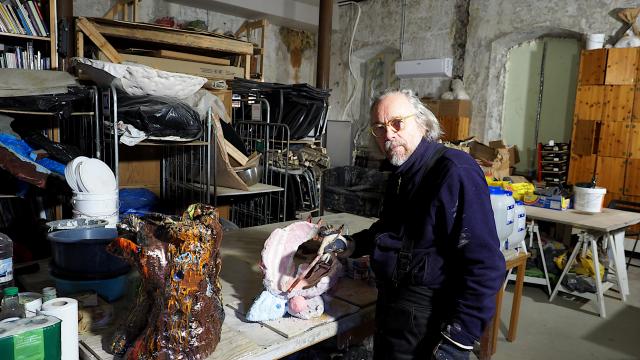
[79,213,378,360]
[524,206,640,232]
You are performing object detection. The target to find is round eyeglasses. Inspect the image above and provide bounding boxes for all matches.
[370,114,416,137]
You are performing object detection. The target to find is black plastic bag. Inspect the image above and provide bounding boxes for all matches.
[117,94,202,140]
[11,121,82,164]
[0,87,91,120]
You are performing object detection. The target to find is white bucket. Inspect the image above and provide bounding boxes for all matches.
[71,190,118,216]
[573,186,607,213]
[72,210,118,228]
[586,33,605,50]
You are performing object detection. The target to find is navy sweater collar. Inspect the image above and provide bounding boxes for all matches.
[393,138,439,178]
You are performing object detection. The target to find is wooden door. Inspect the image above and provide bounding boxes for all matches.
[625,159,640,195]
[572,120,598,155]
[605,48,640,85]
[568,153,597,185]
[598,121,631,157]
[578,49,606,85]
[596,156,626,193]
[573,85,604,120]
[602,85,634,122]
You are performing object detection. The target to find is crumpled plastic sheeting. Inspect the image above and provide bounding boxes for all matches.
[0,133,64,176]
[72,57,207,99]
[108,204,224,360]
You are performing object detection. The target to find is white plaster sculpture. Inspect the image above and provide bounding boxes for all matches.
[246,219,348,322]
[441,79,470,100]
[615,29,640,48]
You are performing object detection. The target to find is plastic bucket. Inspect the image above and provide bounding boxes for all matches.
[71,190,118,216]
[586,33,605,50]
[47,228,129,275]
[573,186,607,213]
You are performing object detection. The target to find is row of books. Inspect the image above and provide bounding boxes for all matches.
[0,42,51,69]
[0,0,49,37]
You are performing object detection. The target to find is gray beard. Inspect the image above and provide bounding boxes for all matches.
[385,140,409,166]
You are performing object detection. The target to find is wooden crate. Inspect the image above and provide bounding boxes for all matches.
[568,153,596,185]
[598,121,631,157]
[578,49,607,85]
[573,85,605,120]
[596,156,626,193]
[572,120,599,155]
[625,158,640,196]
[603,85,634,122]
[605,48,640,85]
[439,116,470,141]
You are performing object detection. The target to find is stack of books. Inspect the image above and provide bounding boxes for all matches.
[0,41,51,69]
[0,0,49,37]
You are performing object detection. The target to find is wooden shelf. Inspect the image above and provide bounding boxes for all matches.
[0,109,94,116]
[0,32,51,41]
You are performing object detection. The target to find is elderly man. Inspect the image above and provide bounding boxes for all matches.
[348,89,506,360]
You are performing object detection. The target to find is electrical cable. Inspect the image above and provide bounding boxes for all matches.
[338,1,362,123]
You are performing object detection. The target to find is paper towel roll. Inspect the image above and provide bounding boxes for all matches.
[40,298,78,360]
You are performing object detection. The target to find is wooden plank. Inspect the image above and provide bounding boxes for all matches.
[76,17,122,63]
[571,120,598,155]
[152,49,231,66]
[524,206,640,233]
[625,159,640,196]
[603,85,634,122]
[330,278,377,307]
[578,49,607,85]
[596,156,626,194]
[49,0,57,69]
[573,85,605,120]
[90,18,253,55]
[605,48,639,85]
[75,31,84,57]
[628,123,640,159]
[568,153,596,185]
[598,121,631,157]
[244,54,251,79]
[225,139,248,166]
[111,53,243,80]
[208,89,232,122]
[118,147,162,195]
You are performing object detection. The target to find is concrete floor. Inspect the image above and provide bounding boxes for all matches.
[493,264,640,360]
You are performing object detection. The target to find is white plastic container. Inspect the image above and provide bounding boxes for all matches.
[573,186,607,213]
[72,210,118,228]
[71,190,119,216]
[586,33,605,50]
[506,201,527,250]
[489,187,515,243]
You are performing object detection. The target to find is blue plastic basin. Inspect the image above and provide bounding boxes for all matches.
[47,228,130,275]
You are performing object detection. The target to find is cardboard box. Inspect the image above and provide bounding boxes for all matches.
[467,139,510,180]
[100,53,244,80]
[489,140,520,167]
[523,193,570,210]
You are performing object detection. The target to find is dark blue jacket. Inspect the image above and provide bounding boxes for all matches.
[353,138,506,346]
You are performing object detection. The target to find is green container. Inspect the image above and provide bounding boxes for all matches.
[0,315,61,360]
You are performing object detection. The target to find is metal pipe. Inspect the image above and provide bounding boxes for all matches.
[316,0,333,89]
[400,0,406,59]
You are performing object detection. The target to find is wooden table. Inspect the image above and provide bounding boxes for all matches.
[78,213,378,360]
[525,206,640,317]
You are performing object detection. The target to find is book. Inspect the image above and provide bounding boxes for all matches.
[13,0,36,36]
[32,0,45,35]
[0,5,9,33]
[5,2,26,34]
[27,1,44,36]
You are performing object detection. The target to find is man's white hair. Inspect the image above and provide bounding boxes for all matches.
[371,89,442,141]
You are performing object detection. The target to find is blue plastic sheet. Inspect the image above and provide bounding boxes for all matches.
[0,133,64,176]
[119,188,159,216]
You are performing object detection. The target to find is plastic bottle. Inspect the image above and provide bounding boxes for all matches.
[0,287,23,320]
[489,186,515,244]
[506,201,527,250]
[0,233,14,298]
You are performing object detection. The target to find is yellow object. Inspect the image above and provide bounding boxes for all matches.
[553,249,604,280]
